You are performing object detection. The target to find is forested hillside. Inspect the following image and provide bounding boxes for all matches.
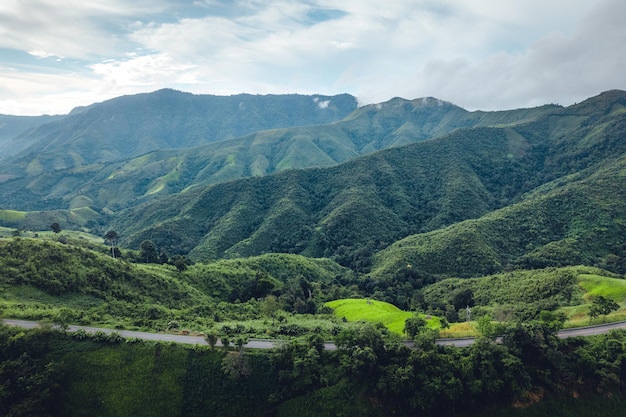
[112,90,626,281]
[0,93,557,212]
[0,90,357,210]
[1,89,626,417]
[5,315,626,417]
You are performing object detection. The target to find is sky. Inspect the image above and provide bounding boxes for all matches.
[0,0,625,115]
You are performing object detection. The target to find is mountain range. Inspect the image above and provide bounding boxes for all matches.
[1,88,625,282]
[0,89,558,212]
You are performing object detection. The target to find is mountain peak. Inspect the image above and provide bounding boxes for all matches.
[565,89,626,115]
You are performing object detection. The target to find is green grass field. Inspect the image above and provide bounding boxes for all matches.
[325,298,441,335]
[559,273,626,326]
[578,274,626,302]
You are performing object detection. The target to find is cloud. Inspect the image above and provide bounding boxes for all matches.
[0,0,624,114]
[400,0,626,109]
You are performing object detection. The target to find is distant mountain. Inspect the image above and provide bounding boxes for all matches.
[0,114,64,159]
[2,89,357,171]
[0,92,559,211]
[111,90,626,277]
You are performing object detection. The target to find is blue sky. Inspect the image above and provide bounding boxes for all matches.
[1,0,624,115]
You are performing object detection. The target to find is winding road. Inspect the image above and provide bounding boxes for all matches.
[3,318,626,349]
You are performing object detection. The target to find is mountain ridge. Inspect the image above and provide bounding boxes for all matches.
[0,91,561,212]
[108,89,626,277]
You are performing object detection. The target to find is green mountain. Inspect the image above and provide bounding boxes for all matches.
[0,93,558,212]
[10,89,357,166]
[369,155,626,281]
[110,90,626,278]
[0,90,356,208]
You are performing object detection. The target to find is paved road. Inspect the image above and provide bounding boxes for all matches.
[1,319,283,349]
[436,320,626,347]
[4,318,626,349]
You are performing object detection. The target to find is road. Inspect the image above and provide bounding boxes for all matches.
[1,319,285,349]
[3,318,626,349]
[436,320,626,347]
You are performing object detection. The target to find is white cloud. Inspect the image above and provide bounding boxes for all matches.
[398,0,626,110]
[0,0,624,114]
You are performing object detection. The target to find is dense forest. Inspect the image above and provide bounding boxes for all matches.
[4,319,626,417]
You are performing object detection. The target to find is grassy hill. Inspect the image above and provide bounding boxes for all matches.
[0,237,355,333]
[325,298,442,334]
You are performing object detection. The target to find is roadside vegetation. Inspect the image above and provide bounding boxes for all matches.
[1,236,625,343]
[4,313,626,417]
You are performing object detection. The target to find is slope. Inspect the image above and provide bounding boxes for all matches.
[0,89,357,177]
[0,114,64,159]
[0,237,352,329]
[111,90,626,274]
[368,154,626,282]
[0,94,558,212]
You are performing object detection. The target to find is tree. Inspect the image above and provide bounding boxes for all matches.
[140,240,158,263]
[104,230,119,258]
[404,315,427,339]
[171,254,189,272]
[221,335,230,349]
[260,295,281,325]
[50,222,61,234]
[53,308,75,331]
[205,331,218,350]
[589,296,620,321]
[335,323,386,377]
[476,314,497,340]
[235,336,248,353]
[451,288,474,310]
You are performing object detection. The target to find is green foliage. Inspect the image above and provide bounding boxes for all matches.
[0,92,357,212]
[49,222,61,234]
[5,318,626,417]
[104,91,626,286]
[139,240,159,263]
[403,315,427,338]
[0,325,65,417]
[0,238,360,335]
[4,90,626,416]
[589,296,620,319]
[205,331,218,350]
